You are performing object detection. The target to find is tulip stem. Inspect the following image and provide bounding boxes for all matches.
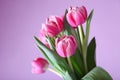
[83,50,88,73]
[67,57,74,72]
[48,68,62,78]
[76,28,82,52]
[78,25,88,73]
[78,25,84,45]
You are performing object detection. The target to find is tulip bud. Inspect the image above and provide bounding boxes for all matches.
[66,6,87,28]
[31,57,49,74]
[42,16,64,37]
[55,35,77,57]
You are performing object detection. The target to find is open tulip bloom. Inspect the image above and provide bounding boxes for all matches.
[33,6,112,80]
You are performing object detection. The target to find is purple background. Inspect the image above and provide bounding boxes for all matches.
[0,0,120,80]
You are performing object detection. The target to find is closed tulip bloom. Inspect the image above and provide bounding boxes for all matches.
[55,35,77,57]
[31,58,49,74]
[42,16,64,37]
[66,6,87,28]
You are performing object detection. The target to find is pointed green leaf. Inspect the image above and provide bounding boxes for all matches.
[34,36,59,63]
[37,46,54,65]
[34,36,71,73]
[63,71,73,80]
[84,10,94,50]
[46,35,55,50]
[81,67,113,80]
[70,49,85,78]
[82,10,94,74]
[87,37,96,71]
[63,71,78,80]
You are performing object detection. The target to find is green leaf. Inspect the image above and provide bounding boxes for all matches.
[34,36,71,73]
[84,10,94,51]
[81,10,94,74]
[87,37,96,71]
[63,71,78,80]
[63,71,73,80]
[46,35,56,50]
[34,36,59,64]
[71,49,85,78]
[37,46,54,65]
[81,67,113,80]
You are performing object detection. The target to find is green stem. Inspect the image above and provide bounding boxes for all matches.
[83,50,88,73]
[78,25,84,45]
[67,57,74,72]
[48,68,62,78]
[76,28,82,52]
[78,25,88,73]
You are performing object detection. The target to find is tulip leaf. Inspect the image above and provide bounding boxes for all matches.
[70,49,85,78]
[34,36,71,73]
[63,71,73,80]
[46,35,55,50]
[86,9,94,36]
[35,37,58,62]
[81,67,113,80]
[34,36,59,63]
[87,37,96,71]
[37,46,54,65]
[63,71,78,80]
[84,10,94,52]
[37,46,64,74]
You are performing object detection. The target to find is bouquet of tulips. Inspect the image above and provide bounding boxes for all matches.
[32,6,112,80]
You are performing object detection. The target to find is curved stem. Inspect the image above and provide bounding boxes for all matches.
[48,68,62,78]
[67,57,74,72]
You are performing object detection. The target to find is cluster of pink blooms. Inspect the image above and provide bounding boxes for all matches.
[32,6,87,74]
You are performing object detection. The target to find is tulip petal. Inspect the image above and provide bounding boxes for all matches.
[55,35,77,58]
[43,16,64,37]
[66,6,87,27]
[66,12,77,27]
[31,58,49,74]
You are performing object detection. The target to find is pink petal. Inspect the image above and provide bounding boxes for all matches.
[66,12,77,27]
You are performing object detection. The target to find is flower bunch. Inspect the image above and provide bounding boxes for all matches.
[32,6,112,80]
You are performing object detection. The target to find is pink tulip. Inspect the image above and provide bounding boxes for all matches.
[66,6,87,28]
[55,35,77,57]
[31,57,49,74]
[42,16,64,37]
[39,29,49,47]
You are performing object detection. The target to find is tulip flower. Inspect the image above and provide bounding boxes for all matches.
[42,16,64,37]
[55,35,77,57]
[31,57,49,74]
[66,6,87,28]
[39,29,49,47]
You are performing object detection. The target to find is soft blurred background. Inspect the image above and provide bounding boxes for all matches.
[0,0,120,80]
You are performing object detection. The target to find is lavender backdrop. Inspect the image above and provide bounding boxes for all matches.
[0,0,120,80]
